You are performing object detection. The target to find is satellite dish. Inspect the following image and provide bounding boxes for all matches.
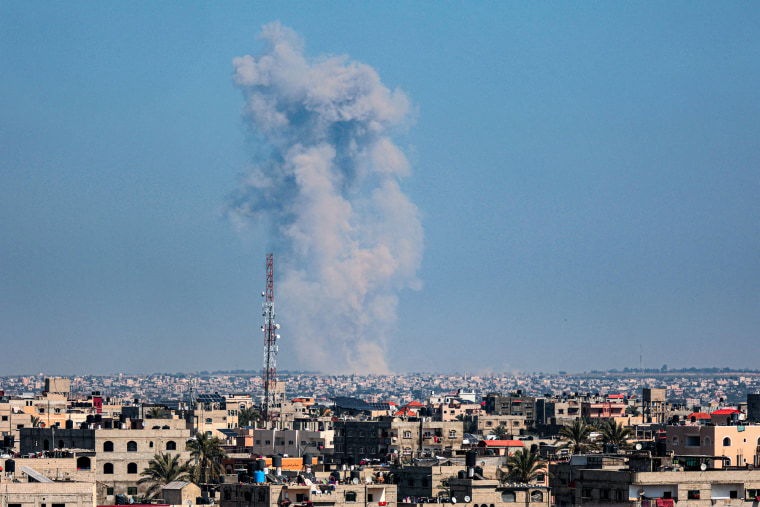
[635,443,643,450]
[464,496,471,503]
[700,463,708,471]
[451,499,457,504]
[352,477,360,485]
[638,489,646,497]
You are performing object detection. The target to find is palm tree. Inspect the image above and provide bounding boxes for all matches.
[600,420,634,450]
[138,452,191,499]
[506,448,546,484]
[145,407,165,419]
[238,406,262,428]
[557,419,596,454]
[490,424,510,440]
[187,432,226,485]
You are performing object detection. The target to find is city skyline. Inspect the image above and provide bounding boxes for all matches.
[2,3,758,375]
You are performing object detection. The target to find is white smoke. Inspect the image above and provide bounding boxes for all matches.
[227,23,423,373]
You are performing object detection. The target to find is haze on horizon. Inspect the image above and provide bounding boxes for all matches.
[1,3,758,376]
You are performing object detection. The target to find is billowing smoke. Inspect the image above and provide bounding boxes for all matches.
[227,23,423,373]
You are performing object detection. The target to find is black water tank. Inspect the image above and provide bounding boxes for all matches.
[94,414,102,423]
[272,455,283,468]
[247,462,256,475]
[457,470,466,479]
[86,415,94,424]
[465,450,477,468]
[239,472,249,483]
[303,454,314,465]
[474,466,483,477]
[5,459,15,474]
[257,458,267,471]
[351,470,361,480]
[65,419,74,429]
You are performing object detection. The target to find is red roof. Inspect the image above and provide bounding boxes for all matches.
[394,407,416,416]
[406,401,424,407]
[478,440,525,447]
[711,409,742,415]
[687,412,711,419]
[607,394,625,399]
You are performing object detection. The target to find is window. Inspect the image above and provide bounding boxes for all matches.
[289,440,294,445]
[76,456,91,470]
[128,487,137,495]
[345,491,357,502]
[104,462,114,474]
[730,491,738,499]
[1,416,6,421]
[149,441,153,448]
[449,430,457,438]
[128,462,138,474]
[403,431,412,439]
[104,440,114,451]
[368,494,374,502]
[688,490,700,500]
[127,440,137,452]
[107,487,114,496]
[265,440,271,445]
[530,491,544,502]
[166,440,176,450]
[501,491,516,503]
[206,418,213,424]
[672,436,679,446]
[686,436,700,447]
[723,437,732,446]
[747,489,760,500]
[704,437,711,446]
[422,478,429,487]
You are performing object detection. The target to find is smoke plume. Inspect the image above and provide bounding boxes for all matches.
[227,23,423,373]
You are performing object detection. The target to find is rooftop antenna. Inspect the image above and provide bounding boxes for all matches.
[261,253,280,428]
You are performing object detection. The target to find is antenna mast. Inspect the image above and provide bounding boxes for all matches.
[261,253,280,427]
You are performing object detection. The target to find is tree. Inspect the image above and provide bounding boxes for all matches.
[490,424,510,440]
[30,416,42,428]
[238,406,262,428]
[625,405,640,416]
[599,420,634,450]
[145,407,165,419]
[557,419,596,454]
[187,432,226,485]
[138,452,191,499]
[506,448,546,484]
[455,414,477,434]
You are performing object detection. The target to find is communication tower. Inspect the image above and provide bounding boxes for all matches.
[261,253,280,426]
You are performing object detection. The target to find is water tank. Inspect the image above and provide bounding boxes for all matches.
[65,420,74,429]
[272,455,283,468]
[474,466,483,477]
[94,414,102,423]
[351,470,361,481]
[247,462,256,475]
[257,459,267,471]
[5,459,15,474]
[86,415,94,424]
[253,470,266,483]
[303,453,314,465]
[465,451,477,468]
[457,470,466,479]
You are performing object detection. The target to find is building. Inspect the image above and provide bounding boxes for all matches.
[643,388,667,424]
[666,424,760,467]
[484,393,536,423]
[334,419,463,462]
[219,480,397,507]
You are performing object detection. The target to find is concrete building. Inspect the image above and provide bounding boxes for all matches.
[643,388,667,424]
[234,427,334,457]
[552,453,760,507]
[449,479,550,507]
[334,419,463,462]
[484,393,536,423]
[219,481,397,507]
[666,424,760,467]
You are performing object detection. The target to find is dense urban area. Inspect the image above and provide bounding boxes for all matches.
[3,370,760,506]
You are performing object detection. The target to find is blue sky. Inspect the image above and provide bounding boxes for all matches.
[1,2,758,376]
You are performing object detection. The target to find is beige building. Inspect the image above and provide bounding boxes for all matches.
[666,425,760,467]
[449,479,550,507]
[220,481,397,507]
[0,476,96,507]
[476,415,528,437]
[95,424,193,502]
[235,428,334,457]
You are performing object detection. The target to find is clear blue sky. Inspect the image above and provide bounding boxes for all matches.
[1,2,758,376]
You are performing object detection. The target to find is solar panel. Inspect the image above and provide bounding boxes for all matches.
[20,466,54,483]
[196,394,225,403]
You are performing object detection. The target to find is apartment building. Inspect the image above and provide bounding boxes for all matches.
[219,481,397,507]
[666,424,760,467]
